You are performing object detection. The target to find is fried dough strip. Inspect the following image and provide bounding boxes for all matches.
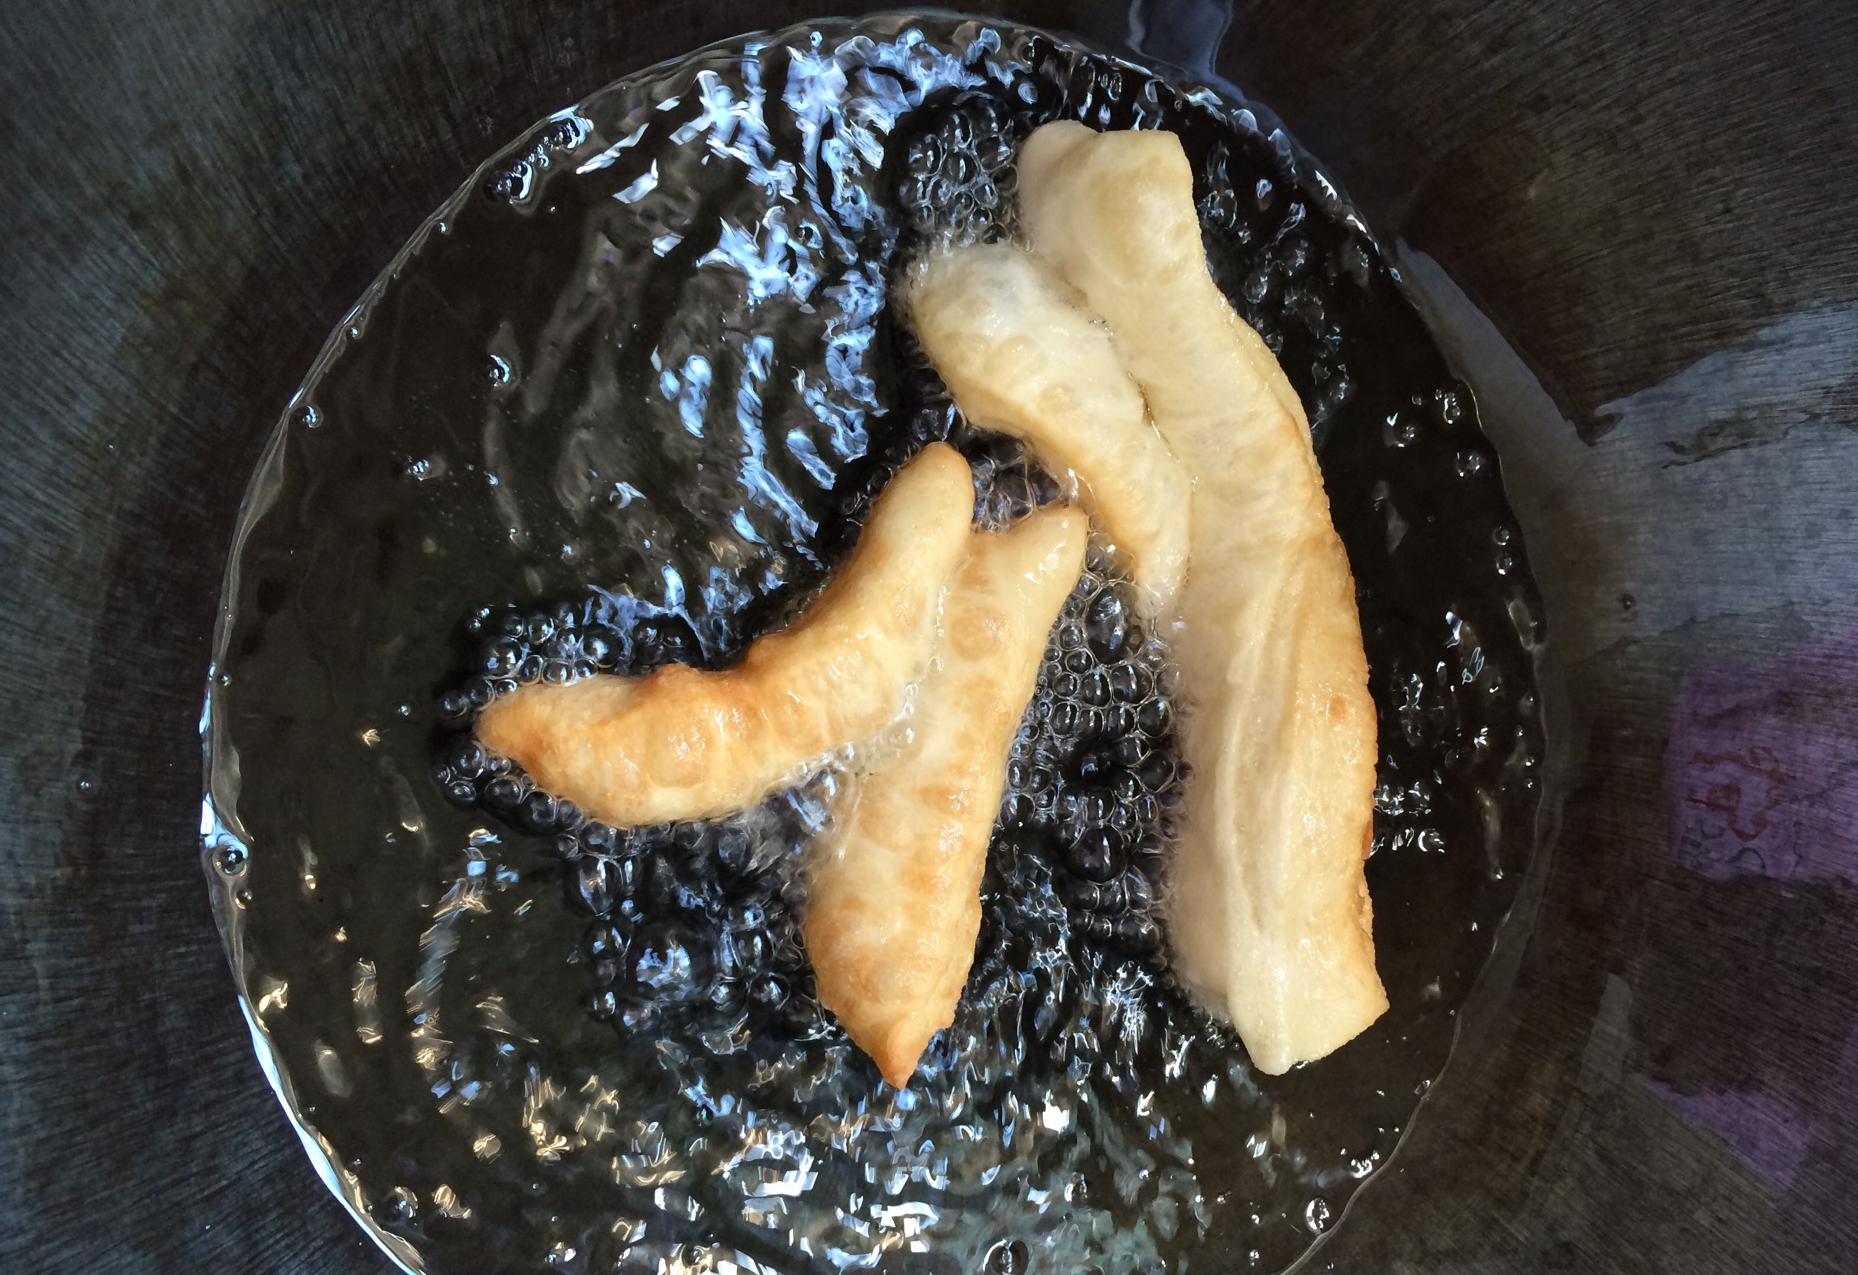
[909,242,1191,617]
[1018,122,1386,1074]
[805,507,1087,1086]
[476,442,975,826]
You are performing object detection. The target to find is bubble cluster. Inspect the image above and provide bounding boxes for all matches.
[947,426,1062,529]
[483,112,588,205]
[898,91,1023,247]
[991,547,1182,959]
[1197,148,1359,433]
[574,790,837,1047]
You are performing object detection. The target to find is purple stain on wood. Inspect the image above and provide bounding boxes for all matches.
[1640,1077,1815,1191]
[1645,619,1858,1190]
[1664,620,1858,885]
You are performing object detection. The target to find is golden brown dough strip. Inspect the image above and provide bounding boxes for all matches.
[1018,122,1386,1074]
[475,442,975,826]
[805,506,1087,1087]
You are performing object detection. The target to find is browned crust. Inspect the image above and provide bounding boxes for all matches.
[475,442,975,826]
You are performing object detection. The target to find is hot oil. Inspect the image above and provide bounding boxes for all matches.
[202,15,1546,1275]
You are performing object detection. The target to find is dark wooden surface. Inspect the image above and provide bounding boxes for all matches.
[3,1,1856,1271]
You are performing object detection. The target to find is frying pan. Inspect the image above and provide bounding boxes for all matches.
[5,1,1857,1271]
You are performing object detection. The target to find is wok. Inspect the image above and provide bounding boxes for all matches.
[4,1,1857,1271]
